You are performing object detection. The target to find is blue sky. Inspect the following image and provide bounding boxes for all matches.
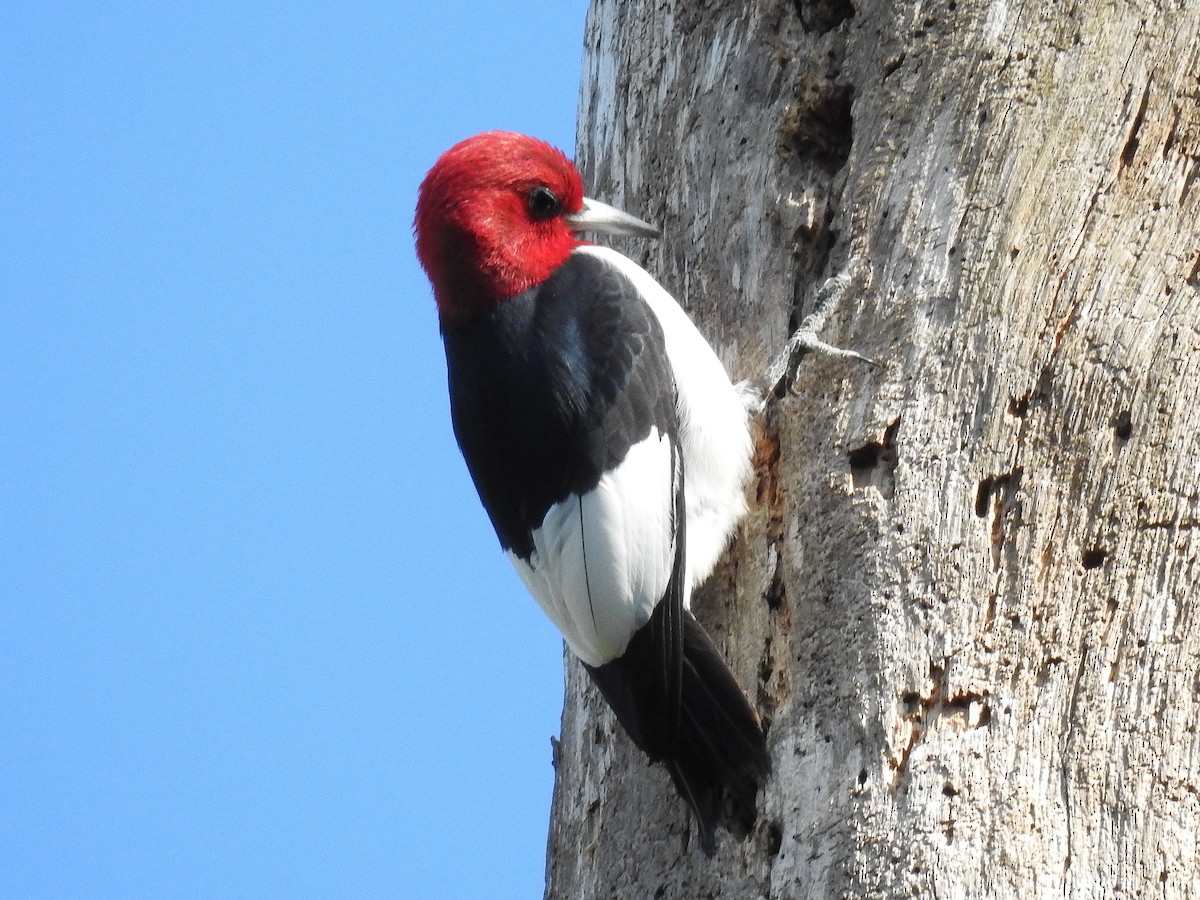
[2,3,590,897]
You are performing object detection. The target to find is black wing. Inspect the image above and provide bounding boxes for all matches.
[442,251,678,560]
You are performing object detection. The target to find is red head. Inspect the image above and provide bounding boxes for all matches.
[415,132,659,324]
[415,132,587,322]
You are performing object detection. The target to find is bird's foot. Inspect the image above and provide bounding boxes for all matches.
[758,257,876,410]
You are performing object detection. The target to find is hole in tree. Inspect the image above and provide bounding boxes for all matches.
[848,418,900,496]
[794,0,855,33]
[975,469,1021,518]
[764,569,786,612]
[766,821,783,858]
[975,477,996,517]
[781,83,854,174]
[848,443,879,470]
[1112,409,1133,441]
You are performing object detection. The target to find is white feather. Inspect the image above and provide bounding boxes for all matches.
[508,428,676,667]
[507,247,753,665]
[573,245,754,593]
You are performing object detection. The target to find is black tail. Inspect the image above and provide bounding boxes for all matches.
[585,609,770,855]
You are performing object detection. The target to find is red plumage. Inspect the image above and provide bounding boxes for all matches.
[414,131,586,321]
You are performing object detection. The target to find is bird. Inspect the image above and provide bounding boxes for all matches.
[414,130,770,854]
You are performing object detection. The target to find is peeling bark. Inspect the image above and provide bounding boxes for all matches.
[547,1,1200,897]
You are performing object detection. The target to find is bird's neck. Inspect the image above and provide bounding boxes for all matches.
[432,229,580,323]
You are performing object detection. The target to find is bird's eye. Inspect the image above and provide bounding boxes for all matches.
[527,185,563,221]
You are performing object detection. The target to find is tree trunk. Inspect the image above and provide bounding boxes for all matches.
[546,0,1200,897]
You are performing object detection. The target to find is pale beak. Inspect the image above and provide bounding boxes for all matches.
[565,197,661,239]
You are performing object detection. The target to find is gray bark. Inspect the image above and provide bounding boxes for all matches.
[547,0,1200,897]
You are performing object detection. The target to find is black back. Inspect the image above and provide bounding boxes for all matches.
[442,251,677,560]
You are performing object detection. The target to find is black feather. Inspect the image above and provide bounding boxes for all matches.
[442,252,673,559]
[443,251,769,853]
[585,450,768,855]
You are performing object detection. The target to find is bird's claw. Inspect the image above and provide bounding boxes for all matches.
[778,327,878,391]
[759,257,877,408]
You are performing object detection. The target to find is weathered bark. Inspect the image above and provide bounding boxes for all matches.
[546,0,1200,897]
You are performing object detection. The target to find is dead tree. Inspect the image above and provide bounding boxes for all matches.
[545,0,1200,897]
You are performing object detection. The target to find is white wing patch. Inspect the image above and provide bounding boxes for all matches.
[573,245,754,593]
[507,428,676,667]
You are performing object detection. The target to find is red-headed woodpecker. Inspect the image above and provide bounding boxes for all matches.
[414,131,769,853]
